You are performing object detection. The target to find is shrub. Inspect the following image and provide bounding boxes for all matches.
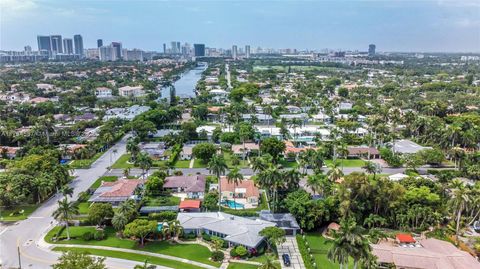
[93,230,105,240]
[230,248,238,257]
[235,245,248,258]
[82,231,94,241]
[211,250,224,262]
[148,211,177,222]
[180,232,197,240]
[202,232,212,241]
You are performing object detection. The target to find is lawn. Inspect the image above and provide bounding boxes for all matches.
[52,247,204,269]
[111,154,134,169]
[89,176,118,189]
[325,159,366,168]
[297,232,353,269]
[143,196,181,206]
[46,226,218,266]
[0,204,40,222]
[174,160,191,168]
[224,152,249,168]
[69,151,105,169]
[280,159,299,168]
[193,159,208,168]
[228,263,259,269]
[77,202,91,215]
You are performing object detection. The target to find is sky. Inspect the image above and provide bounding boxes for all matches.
[1,0,479,52]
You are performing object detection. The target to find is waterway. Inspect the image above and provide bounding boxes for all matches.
[161,62,207,99]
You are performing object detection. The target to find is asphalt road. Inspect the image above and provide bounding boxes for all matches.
[0,135,138,269]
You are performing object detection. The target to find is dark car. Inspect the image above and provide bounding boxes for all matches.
[282,254,291,266]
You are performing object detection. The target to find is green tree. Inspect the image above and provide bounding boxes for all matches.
[226,166,244,210]
[202,191,219,211]
[52,198,79,240]
[193,143,217,163]
[88,203,114,227]
[208,154,227,211]
[259,226,286,252]
[259,254,281,269]
[135,152,153,179]
[124,219,157,246]
[52,251,107,269]
[134,260,156,269]
[112,213,129,236]
[260,138,286,163]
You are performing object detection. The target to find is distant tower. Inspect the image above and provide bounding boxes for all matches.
[368,44,376,56]
[232,45,238,60]
[194,44,205,57]
[63,38,74,54]
[111,42,122,60]
[24,45,32,53]
[97,39,103,48]
[50,35,63,53]
[73,35,84,57]
[245,45,251,58]
[163,43,167,54]
[37,36,52,52]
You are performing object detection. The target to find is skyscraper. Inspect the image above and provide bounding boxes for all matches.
[232,45,238,60]
[37,36,51,52]
[50,35,63,53]
[163,43,167,54]
[63,38,74,54]
[97,39,103,48]
[245,45,251,58]
[74,34,84,57]
[99,45,115,61]
[111,42,122,59]
[368,44,376,56]
[194,44,205,57]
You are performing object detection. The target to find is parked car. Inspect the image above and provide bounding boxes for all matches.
[282,254,291,266]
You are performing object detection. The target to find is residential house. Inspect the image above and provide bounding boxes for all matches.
[179,200,201,212]
[392,139,432,154]
[0,146,21,159]
[89,179,143,205]
[163,175,206,199]
[139,142,167,160]
[119,86,145,97]
[231,143,259,158]
[177,212,276,250]
[180,145,193,160]
[220,177,260,209]
[259,211,301,236]
[95,87,113,98]
[242,113,274,125]
[347,146,380,159]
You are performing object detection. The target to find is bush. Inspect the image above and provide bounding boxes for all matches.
[82,231,94,241]
[229,248,238,257]
[235,245,248,258]
[180,232,197,240]
[211,250,224,262]
[93,230,105,240]
[202,232,212,241]
[148,211,177,222]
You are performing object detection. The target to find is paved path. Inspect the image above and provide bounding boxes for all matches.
[277,236,306,269]
[0,135,141,269]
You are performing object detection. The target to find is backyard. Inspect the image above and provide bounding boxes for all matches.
[297,232,353,269]
[325,159,366,167]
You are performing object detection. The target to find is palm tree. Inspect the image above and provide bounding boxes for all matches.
[306,174,323,196]
[123,168,130,178]
[227,166,244,210]
[449,181,470,241]
[127,138,140,162]
[135,152,153,179]
[61,185,74,198]
[283,168,301,190]
[52,198,79,240]
[362,161,381,180]
[327,161,344,183]
[134,260,156,269]
[258,254,280,269]
[165,220,183,241]
[112,213,128,236]
[117,199,137,220]
[208,155,228,211]
[257,165,282,212]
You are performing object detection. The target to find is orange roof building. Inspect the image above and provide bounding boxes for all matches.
[179,200,201,212]
[396,233,416,244]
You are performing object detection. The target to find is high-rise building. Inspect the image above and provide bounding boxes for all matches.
[176,42,181,53]
[245,45,251,58]
[170,41,178,53]
[194,44,205,57]
[37,36,52,52]
[163,43,167,54]
[368,44,376,56]
[50,35,63,53]
[97,39,103,48]
[123,49,144,61]
[63,38,74,54]
[111,42,122,59]
[74,34,84,57]
[232,45,238,60]
[24,46,32,53]
[99,45,115,61]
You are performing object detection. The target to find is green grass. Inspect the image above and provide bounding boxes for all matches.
[325,159,366,167]
[144,196,181,206]
[174,160,191,168]
[297,232,353,269]
[193,159,208,168]
[46,226,218,266]
[279,159,299,168]
[228,263,259,269]
[224,152,249,169]
[69,151,105,169]
[77,202,91,215]
[0,204,40,222]
[111,154,135,169]
[52,247,204,269]
[89,176,118,189]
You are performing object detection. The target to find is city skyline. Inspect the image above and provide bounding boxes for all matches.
[1,0,479,53]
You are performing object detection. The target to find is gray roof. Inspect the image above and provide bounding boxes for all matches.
[177,212,276,248]
[140,206,179,214]
[164,175,206,193]
[259,211,300,230]
[392,139,432,154]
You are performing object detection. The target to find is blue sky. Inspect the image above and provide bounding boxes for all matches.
[1,0,479,52]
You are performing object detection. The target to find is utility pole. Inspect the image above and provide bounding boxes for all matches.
[17,246,22,269]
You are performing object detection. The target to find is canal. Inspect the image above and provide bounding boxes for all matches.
[161,62,207,99]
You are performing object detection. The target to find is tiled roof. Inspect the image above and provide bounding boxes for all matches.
[220,177,259,198]
[179,200,201,209]
[164,175,206,193]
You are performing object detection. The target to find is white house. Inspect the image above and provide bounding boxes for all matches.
[119,86,145,97]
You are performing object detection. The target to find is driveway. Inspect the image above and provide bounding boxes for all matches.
[277,236,306,269]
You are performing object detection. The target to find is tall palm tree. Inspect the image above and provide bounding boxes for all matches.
[61,185,74,198]
[306,174,323,196]
[362,161,380,180]
[258,254,280,269]
[134,260,156,269]
[226,166,244,210]
[257,165,282,212]
[112,212,128,236]
[208,155,228,211]
[127,138,140,162]
[449,181,470,241]
[327,161,344,183]
[52,198,79,240]
[135,152,152,179]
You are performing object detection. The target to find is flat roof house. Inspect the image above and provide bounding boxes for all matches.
[89,179,143,205]
[139,142,167,160]
[163,175,206,199]
[119,86,145,97]
[177,212,276,250]
[392,139,432,154]
[259,211,301,235]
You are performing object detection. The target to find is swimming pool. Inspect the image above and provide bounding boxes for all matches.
[221,200,245,209]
